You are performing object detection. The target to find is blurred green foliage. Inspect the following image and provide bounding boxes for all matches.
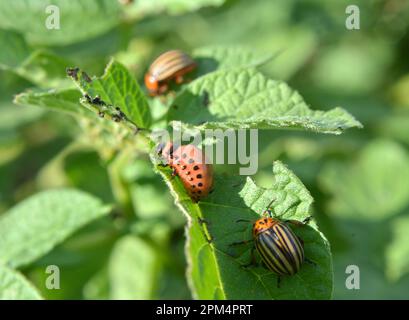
[1,0,409,299]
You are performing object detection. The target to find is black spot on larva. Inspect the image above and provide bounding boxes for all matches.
[264,218,267,223]
[197,174,202,179]
[185,171,190,175]
[182,153,187,159]
[191,185,196,188]
[198,190,202,194]
[198,182,203,187]
[188,177,193,181]
[193,165,199,171]
[181,165,186,169]
[188,159,194,164]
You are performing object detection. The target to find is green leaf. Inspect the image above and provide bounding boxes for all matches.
[0,104,44,132]
[14,88,93,118]
[319,139,409,220]
[377,111,409,146]
[168,68,362,134]
[0,29,71,86]
[259,27,318,80]
[155,160,333,299]
[0,29,31,69]
[109,236,161,299]
[0,189,111,268]
[310,38,393,95]
[125,0,225,18]
[193,46,277,76]
[0,264,42,300]
[18,50,74,86]
[385,215,409,282]
[70,59,152,129]
[123,159,184,226]
[331,219,409,299]
[83,267,110,300]
[0,0,122,45]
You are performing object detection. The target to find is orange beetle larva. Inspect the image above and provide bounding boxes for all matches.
[145,50,197,96]
[158,142,213,202]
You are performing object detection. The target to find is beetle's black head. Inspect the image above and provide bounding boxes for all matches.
[156,141,178,158]
[156,142,167,155]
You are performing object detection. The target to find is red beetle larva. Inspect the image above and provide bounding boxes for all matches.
[158,142,213,202]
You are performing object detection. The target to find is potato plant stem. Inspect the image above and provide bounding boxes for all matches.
[107,149,135,219]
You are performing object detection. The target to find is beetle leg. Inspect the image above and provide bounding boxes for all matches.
[226,242,258,270]
[239,246,259,269]
[284,218,311,227]
[277,276,282,288]
[196,227,213,244]
[305,258,316,266]
[171,168,177,178]
[201,226,213,244]
[198,217,210,226]
[175,75,184,84]
[229,239,253,247]
[196,216,213,244]
[205,234,213,244]
[158,83,168,94]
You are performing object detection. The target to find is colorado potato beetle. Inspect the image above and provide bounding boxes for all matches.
[158,142,213,202]
[231,199,313,286]
[145,50,197,96]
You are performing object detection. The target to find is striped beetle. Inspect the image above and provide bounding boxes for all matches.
[145,50,197,96]
[231,199,313,286]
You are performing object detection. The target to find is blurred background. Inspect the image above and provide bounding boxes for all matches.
[1,0,409,299]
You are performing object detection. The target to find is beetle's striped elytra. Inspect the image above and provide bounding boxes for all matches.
[254,218,305,276]
[230,199,312,284]
[145,50,197,96]
[158,142,213,202]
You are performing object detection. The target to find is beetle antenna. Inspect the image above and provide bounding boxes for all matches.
[265,198,276,211]
[263,198,277,217]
